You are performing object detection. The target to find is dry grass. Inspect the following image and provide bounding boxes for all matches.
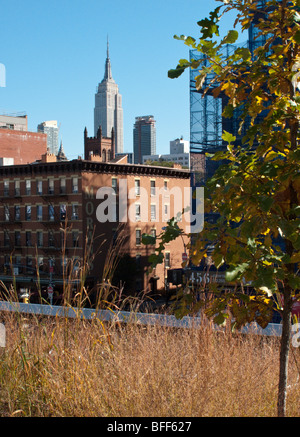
[0,311,299,417]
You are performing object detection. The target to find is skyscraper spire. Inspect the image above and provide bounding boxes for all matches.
[103,36,114,83]
[94,39,123,153]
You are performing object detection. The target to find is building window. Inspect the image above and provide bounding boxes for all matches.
[48,179,54,195]
[25,180,31,196]
[4,255,10,270]
[25,205,31,221]
[135,278,143,293]
[136,254,142,271]
[71,204,78,220]
[164,180,168,192]
[164,204,169,220]
[26,256,33,273]
[3,180,9,197]
[37,256,43,271]
[37,180,43,195]
[165,252,170,269]
[112,178,117,194]
[4,231,10,247]
[135,204,141,221]
[37,205,43,221]
[15,205,21,221]
[150,228,156,242]
[72,231,79,248]
[15,255,22,273]
[150,180,156,196]
[151,204,156,221]
[136,229,141,245]
[60,178,66,194]
[48,231,55,247]
[15,180,20,196]
[26,231,32,247]
[15,231,21,247]
[72,177,78,193]
[37,231,43,248]
[60,204,67,221]
[4,205,10,221]
[49,205,55,221]
[135,179,140,196]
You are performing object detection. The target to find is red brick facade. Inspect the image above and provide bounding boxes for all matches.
[0,159,190,304]
[84,126,115,161]
[0,128,47,165]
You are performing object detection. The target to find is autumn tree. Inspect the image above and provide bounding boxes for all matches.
[146,0,300,417]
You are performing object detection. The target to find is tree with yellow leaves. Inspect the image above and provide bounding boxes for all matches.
[146,0,300,417]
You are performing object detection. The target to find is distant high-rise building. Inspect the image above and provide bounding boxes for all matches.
[0,113,28,131]
[94,40,123,154]
[133,115,156,164]
[37,120,59,155]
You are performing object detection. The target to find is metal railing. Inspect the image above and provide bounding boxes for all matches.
[0,300,283,337]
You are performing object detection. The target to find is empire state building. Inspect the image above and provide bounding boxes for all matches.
[94,41,123,153]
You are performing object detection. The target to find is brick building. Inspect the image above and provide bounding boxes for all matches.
[0,128,47,165]
[0,155,190,305]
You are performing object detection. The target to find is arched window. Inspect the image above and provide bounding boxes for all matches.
[102,149,106,162]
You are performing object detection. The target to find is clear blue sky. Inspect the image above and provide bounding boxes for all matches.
[0,0,241,159]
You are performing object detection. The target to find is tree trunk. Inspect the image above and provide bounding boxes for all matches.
[277,289,292,417]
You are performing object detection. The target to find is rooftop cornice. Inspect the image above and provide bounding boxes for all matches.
[0,159,190,179]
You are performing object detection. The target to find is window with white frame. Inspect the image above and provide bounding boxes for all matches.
[25,205,31,221]
[151,204,156,221]
[150,180,156,196]
[135,179,140,196]
[48,179,54,195]
[15,180,20,196]
[72,177,78,193]
[136,229,141,245]
[25,180,31,196]
[37,179,43,195]
[72,204,78,220]
[60,178,66,194]
[135,204,141,221]
[37,205,43,221]
[4,205,10,221]
[4,180,9,197]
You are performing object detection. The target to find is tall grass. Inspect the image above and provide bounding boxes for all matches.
[0,226,299,417]
[0,310,299,417]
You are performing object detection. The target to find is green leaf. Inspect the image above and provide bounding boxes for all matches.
[168,66,185,79]
[293,30,300,44]
[259,196,274,213]
[222,130,236,144]
[142,234,156,246]
[195,73,207,90]
[213,312,229,326]
[222,30,239,45]
[225,263,249,282]
[288,276,300,289]
[235,47,251,61]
